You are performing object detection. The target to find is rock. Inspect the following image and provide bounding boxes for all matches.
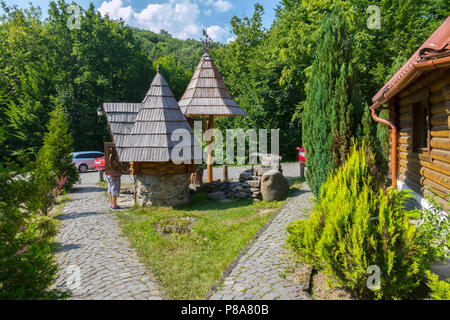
[260,170,289,201]
[235,192,250,199]
[256,166,273,176]
[247,180,260,188]
[208,191,226,200]
[239,170,254,181]
[234,185,244,191]
[250,187,260,193]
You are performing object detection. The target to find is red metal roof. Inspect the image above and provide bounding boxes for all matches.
[372,16,450,106]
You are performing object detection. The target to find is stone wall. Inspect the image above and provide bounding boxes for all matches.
[135,172,190,207]
[192,164,289,202]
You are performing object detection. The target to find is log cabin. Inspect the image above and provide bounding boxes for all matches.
[370,16,450,212]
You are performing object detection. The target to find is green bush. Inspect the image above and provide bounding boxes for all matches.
[0,164,62,299]
[287,145,427,299]
[415,193,450,265]
[425,271,450,300]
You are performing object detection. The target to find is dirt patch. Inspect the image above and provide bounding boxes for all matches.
[154,217,197,237]
[311,271,355,300]
[257,209,274,216]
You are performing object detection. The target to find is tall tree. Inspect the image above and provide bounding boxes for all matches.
[303,6,361,198]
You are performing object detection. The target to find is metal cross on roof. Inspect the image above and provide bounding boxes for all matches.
[201,29,212,53]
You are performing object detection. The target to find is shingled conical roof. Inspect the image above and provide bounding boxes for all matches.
[109,69,200,163]
[179,53,247,117]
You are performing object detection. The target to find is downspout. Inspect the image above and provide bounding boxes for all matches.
[370,103,398,188]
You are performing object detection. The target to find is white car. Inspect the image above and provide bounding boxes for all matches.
[71,151,105,173]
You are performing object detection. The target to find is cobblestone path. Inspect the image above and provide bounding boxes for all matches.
[54,182,164,300]
[210,186,314,300]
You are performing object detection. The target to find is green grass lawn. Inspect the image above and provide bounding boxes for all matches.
[116,193,284,299]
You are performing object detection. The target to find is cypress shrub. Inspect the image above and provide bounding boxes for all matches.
[302,6,362,198]
[287,145,427,299]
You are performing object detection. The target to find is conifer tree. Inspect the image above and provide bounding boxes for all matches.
[36,104,79,190]
[302,6,361,197]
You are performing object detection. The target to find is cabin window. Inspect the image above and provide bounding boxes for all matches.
[412,101,429,152]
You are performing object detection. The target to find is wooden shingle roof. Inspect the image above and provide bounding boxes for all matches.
[103,102,141,136]
[104,71,200,163]
[179,53,247,117]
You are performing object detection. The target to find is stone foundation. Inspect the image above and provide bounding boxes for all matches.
[135,173,190,207]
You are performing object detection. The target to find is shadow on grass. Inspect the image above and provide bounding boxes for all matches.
[176,193,256,212]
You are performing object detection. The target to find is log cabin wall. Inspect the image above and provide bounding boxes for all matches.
[394,68,450,211]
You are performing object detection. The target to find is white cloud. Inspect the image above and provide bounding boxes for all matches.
[98,0,231,42]
[99,0,201,40]
[226,35,236,44]
[199,0,233,13]
[134,0,201,39]
[212,0,233,13]
[205,25,231,43]
[98,0,134,21]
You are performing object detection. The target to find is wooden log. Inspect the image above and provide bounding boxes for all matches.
[398,173,422,195]
[431,113,448,126]
[421,167,450,190]
[399,136,412,145]
[430,85,450,105]
[423,189,449,212]
[430,137,450,150]
[399,166,421,184]
[399,159,421,175]
[399,104,412,114]
[431,101,450,115]
[399,120,412,129]
[430,73,450,93]
[422,178,450,198]
[431,148,450,163]
[135,162,196,176]
[398,144,412,153]
[430,126,449,138]
[398,71,441,98]
[399,112,412,121]
[398,151,431,162]
[399,128,412,136]
[404,156,450,176]
[398,87,429,107]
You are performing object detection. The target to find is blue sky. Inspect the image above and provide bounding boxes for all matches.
[4,0,280,43]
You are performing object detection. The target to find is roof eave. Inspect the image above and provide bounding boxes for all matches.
[371,55,450,109]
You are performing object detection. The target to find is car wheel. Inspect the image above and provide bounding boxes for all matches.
[78,164,88,173]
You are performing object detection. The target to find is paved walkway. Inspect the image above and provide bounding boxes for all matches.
[209,186,314,300]
[53,182,164,300]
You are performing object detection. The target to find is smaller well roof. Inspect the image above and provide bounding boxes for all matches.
[104,70,201,163]
[179,53,247,117]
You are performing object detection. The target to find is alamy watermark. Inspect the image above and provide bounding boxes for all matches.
[66,5,81,30]
[170,121,280,165]
[66,265,81,290]
[366,265,381,290]
[366,5,381,30]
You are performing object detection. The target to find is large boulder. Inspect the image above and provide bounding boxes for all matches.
[260,170,289,201]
